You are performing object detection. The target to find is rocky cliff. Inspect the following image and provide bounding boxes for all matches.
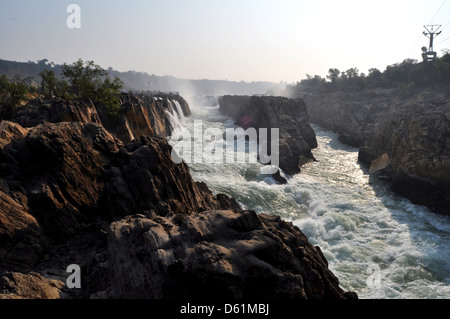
[8,92,190,142]
[218,96,318,176]
[0,120,355,299]
[304,88,450,216]
[0,93,356,299]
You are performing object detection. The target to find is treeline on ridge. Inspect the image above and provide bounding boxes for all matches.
[0,59,124,117]
[276,53,450,97]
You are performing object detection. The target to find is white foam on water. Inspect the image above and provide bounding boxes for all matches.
[168,105,450,299]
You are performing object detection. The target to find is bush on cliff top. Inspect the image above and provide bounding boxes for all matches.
[0,75,29,114]
[40,59,124,116]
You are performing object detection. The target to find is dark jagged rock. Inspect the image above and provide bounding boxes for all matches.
[105,210,356,299]
[0,121,234,268]
[304,88,450,216]
[0,120,355,299]
[218,96,317,176]
[272,168,288,185]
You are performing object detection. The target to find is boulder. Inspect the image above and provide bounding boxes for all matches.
[104,210,355,299]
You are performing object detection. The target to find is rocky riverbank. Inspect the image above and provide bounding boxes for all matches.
[218,95,318,177]
[8,92,190,142]
[304,88,450,216]
[0,93,356,299]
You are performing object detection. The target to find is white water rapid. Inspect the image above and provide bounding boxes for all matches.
[168,102,450,299]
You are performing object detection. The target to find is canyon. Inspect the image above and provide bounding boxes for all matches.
[303,88,450,216]
[0,93,356,299]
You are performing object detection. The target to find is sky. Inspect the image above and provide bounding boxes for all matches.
[0,0,449,83]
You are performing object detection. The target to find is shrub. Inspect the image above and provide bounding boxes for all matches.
[0,75,29,114]
[40,59,124,116]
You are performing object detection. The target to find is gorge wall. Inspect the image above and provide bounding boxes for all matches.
[218,95,318,176]
[303,88,450,216]
[0,94,356,299]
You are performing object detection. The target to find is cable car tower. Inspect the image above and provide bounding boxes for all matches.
[422,25,442,62]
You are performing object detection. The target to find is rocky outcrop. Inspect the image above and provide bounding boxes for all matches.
[304,88,450,216]
[0,271,68,299]
[105,210,355,299]
[303,90,395,147]
[218,96,317,176]
[0,120,356,299]
[9,92,190,143]
[358,102,450,216]
[0,121,236,269]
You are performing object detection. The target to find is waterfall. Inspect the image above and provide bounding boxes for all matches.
[172,99,185,118]
[165,99,185,132]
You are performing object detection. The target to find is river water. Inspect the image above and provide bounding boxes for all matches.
[168,102,450,299]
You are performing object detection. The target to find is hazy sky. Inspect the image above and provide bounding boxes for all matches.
[1,0,449,83]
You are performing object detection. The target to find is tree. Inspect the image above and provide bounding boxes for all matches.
[368,68,382,78]
[367,68,383,87]
[39,59,124,116]
[345,67,359,79]
[437,52,450,83]
[40,70,70,98]
[0,75,29,114]
[326,68,341,84]
[96,76,124,116]
[300,74,326,92]
[39,70,57,95]
[61,59,105,99]
[37,59,49,67]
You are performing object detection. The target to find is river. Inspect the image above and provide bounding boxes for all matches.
[168,102,450,299]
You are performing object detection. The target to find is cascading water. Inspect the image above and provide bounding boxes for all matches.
[172,100,185,118]
[165,99,185,132]
[168,102,450,299]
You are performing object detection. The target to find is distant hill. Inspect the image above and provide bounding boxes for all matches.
[0,58,278,97]
[0,59,62,84]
